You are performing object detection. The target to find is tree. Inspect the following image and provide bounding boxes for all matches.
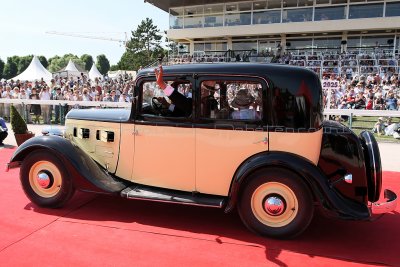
[110,64,119,71]
[17,55,34,73]
[0,58,4,79]
[3,58,18,79]
[166,38,179,57]
[81,54,94,71]
[47,54,85,73]
[96,54,110,75]
[38,56,48,69]
[120,18,164,70]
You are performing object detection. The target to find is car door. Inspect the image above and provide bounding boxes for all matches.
[131,78,196,192]
[195,76,269,196]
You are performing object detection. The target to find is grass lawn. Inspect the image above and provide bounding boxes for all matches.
[341,116,400,143]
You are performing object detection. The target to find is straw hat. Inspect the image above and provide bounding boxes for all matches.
[231,89,255,108]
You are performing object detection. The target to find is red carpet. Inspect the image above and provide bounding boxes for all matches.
[0,147,398,266]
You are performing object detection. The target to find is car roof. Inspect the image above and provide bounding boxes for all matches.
[137,63,318,81]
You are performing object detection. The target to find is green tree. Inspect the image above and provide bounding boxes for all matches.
[48,55,60,66]
[166,38,179,57]
[0,58,4,79]
[120,18,164,70]
[110,64,119,71]
[38,56,49,69]
[96,54,110,75]
[47,54,85,73]
[81,54,94,71]
[3,58,18,79]
[17,55,34,73]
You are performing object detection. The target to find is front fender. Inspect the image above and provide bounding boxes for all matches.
[9,135,127,194]
[225,151,370,220]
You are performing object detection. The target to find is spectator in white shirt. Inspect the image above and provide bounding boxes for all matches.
[39,86,51,124]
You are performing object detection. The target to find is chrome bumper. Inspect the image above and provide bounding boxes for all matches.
[370,189,397,215]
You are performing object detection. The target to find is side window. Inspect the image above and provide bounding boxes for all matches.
[141,80,193,118]
[200,80,263,121]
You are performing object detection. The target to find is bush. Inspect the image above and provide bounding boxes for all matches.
[10,105,28,134]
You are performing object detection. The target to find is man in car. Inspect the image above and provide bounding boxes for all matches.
[154,65,218,117]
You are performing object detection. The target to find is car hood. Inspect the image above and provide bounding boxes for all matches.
[66,108,131,122]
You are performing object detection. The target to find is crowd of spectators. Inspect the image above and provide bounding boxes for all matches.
[0,73,135,124]
[322,72,399,111]
[0,50,399,126]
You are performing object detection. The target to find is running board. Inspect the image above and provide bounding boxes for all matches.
[121,185,226,208]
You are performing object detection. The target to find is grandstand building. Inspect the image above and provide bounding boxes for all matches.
[147,0,400,77]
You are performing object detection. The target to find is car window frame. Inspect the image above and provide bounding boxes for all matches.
[194,75,269,128]
[134,76,195,125]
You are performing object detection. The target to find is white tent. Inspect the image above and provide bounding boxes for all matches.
[89,63,103,80]
[11,56,53,81]
[65,59,81,72]
[54,59,85,79]
[108,70,136,80]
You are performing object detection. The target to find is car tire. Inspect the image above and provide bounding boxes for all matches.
[20,149,75,208]
[238,168,314,239]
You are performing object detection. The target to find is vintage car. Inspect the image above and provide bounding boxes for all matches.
[7,63,397,239]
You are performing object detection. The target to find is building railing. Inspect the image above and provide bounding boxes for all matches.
[169,2,400,29]
[167,51,400,79]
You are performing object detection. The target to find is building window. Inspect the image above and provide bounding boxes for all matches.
[347,37,362,48]
[184,6,203,16]
[204,14,224,27]
[361,35,394,47]
[169,15,183,29]
[283,8,313,22]
[225,12,252,26]
[253,10,281,24]
[284,0,298,8]
[316,0,330,4]
[268,0,282,9]
[385,2,400,17]
[253,1,267,10]
[203,4,223,27]
[348,4,384,19]
[314,6,346,20]
[204,4,223,14]
[184,15,204,28]
[238,2,253,11]
[287,38,313,49]
[169,8,184,29]
[232,41,258,51]
[313,38,342,49]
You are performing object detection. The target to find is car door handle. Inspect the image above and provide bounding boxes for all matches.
[253,137,268,145]
[132,130,139,136]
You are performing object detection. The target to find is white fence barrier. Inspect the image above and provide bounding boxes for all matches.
[324,109,400,117]
[1,99,399,129]
[0,98,132,108]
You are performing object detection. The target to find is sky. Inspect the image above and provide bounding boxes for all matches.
[0,0,169,65]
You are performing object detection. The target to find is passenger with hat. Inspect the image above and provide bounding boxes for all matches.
[230,88,260,120]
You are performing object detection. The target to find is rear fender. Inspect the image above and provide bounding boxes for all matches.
[226,151,370,220]
[9,136,127,194]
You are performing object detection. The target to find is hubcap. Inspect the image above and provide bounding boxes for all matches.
[251,182,299,227]
[264,195,285,216]
[36,172,51,189]
[29,161,62,198]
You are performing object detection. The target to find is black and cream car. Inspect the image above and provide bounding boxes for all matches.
[8,63,397,238]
